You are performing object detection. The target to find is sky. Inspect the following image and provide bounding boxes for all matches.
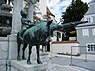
[47,0,92,22]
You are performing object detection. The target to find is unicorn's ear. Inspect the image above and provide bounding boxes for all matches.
[47,20,53,26]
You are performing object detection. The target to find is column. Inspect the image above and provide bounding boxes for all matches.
[12,0,23,33]
[28,2,34,22]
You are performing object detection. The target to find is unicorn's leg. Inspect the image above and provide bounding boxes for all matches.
[22,43,27,60]
[36,45,42,64]
[27,44,32,64]
[17,43,21,60]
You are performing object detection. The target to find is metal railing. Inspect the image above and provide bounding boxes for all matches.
[70,46,88,66]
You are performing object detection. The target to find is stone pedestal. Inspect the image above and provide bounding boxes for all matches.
[8,34,17,60]
[11,60,47,71]
[8,34,29,60]
[0,37,9,71]
[0,37,9,59]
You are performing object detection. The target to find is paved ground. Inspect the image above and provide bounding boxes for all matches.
[22,47,95,71]
[46,53,95,71]
[11,51,95,71]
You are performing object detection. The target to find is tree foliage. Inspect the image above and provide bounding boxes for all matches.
[61,0,88,40]
[62,0,88,23]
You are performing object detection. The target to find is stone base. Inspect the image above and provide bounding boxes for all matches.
[8,34,17,60]
[11,60,47,71]
[8,34,28,60]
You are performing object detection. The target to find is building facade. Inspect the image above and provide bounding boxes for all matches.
[76,0,95,54]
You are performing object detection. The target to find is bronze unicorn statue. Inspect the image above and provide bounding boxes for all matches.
[17,19,87,64]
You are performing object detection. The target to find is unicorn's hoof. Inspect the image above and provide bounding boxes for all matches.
[27,60,31,64]
[22,56,26,60]
[37,59,42,64]
[17,57,21,61]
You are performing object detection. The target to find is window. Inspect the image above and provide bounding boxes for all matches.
[88,45,90,51]
[87,43,95,52]
[92,28,95,36]
[94,45,95,51]
[87,18,90,23]
[82,29,89,36]
[86,17,93,23]
[91,45,93,51]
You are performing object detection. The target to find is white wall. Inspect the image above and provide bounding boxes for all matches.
[50,42,80,55]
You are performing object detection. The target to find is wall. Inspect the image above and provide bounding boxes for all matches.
[50,41,80,55]
[0,37,9,71]
[76,26,95,53]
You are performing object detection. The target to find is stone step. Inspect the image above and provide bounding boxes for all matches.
[11,60,47,71]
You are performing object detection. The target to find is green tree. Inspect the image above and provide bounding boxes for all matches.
[62,0,88,23]
[61,0,88,40]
